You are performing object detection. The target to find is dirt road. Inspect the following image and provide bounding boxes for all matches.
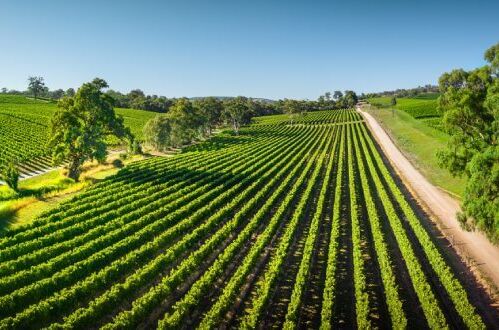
[357,107,499,291]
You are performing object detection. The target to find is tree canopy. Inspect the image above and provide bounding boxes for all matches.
[437,43,498,242]
[316,90,358,110]
[223,96,253,134]
[282,99,305,124]
[194,97,223,135]
[143,114,172,152]
[27,76,46,99]
[48,78,133,181]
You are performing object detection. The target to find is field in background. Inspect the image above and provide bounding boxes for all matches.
[0,95,156,176]
[0,109,494,328]
[369,94,441,128]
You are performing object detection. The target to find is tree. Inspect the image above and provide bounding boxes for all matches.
[1,87,7,93]
[317,95,325,108]
[324,92,331,101]
[48,78,133,181]
[27,76,45,99]
[437,43,498,242]
[194,97,223,135]
[342,90,358,108]
[167,98,204,147]
[51,89,65,100]
[390,96,397,106]
[282,99,303,124]
[390,96,397,117]
[223,96,252,134]
[128,89,146,109]
[143,114,172,152]
[65,88,75,97]
[484,43,499,74]
[1,162,20,192]
[333,90,343,100]
[143,98,205,151]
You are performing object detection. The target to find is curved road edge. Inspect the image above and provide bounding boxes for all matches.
[357,106,499,295]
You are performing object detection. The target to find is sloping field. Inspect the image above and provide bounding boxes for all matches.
[0,109,496,329]
[369,95,440,119]
[0,95,155,176]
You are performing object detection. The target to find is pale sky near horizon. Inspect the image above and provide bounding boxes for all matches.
[0,0,498,99]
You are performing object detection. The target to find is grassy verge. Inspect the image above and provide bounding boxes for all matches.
[363,105,465,198]
[0,153,147,231]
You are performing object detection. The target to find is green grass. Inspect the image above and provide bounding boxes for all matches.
[365,106,465,197]
[0,171,75,230]
[0,170,72,201]
[0,153,146,231]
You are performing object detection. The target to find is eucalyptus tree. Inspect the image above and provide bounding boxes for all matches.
[437,43,499,242]
[223,96,252,134]
[49,78,133,181]
[27,76,46,99]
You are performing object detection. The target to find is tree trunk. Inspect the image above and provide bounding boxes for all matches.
[67,158,82,181]
[232,119,239,135]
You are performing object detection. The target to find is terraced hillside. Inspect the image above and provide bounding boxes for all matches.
[0,95,155,176]
[0,109,496,329]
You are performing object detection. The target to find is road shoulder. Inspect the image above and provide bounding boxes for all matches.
[357,107,499,299]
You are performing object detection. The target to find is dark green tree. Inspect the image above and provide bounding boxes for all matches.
[166,98,204,147]
[223,96,252,134]
[333,90,343,100]
[437,43,498,241]
[342,90,358,108]
[194,97,223,135]
[65,88,75,97]
[27,76,45,99]
[48,78,133,181]
[317,95,325,108]
[390,96,397,106]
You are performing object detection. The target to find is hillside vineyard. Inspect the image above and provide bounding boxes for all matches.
[0,95,155,176]
[0,109,490,329]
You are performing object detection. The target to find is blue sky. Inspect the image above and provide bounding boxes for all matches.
[0,0,498,99]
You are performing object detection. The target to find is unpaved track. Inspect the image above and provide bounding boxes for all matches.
[357,107,499,291]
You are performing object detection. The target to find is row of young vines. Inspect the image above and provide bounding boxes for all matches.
[0,108,491,329]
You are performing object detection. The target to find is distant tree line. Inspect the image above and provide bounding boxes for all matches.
[2,78,360,116]
[1,76,75,100]
[361,84,439,99]
[315,90,358,109]
[142,91,360,151]
[143,96,276,151]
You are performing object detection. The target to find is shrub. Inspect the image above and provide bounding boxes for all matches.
[112,159,124,168]
[2,162,20,192]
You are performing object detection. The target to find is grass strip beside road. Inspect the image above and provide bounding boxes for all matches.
[363,106,465,198]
